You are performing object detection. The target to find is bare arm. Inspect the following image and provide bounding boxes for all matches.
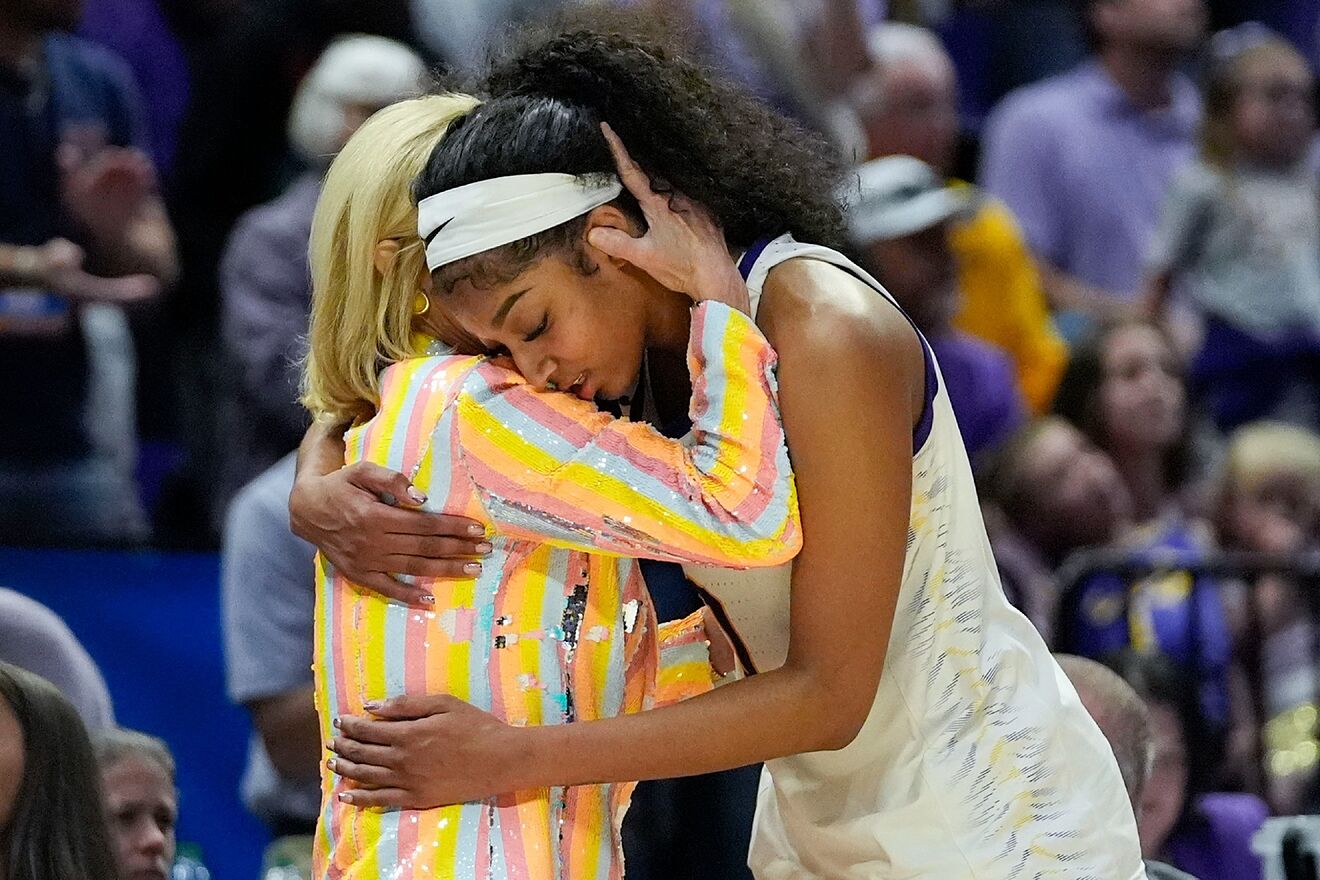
[1038,261,1137,323]
[330,264,920,804]
[249,687,321,782]
[288,420,488,603]
[0,239,158,305]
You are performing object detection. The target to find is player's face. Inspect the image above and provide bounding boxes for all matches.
[446,250,676,403]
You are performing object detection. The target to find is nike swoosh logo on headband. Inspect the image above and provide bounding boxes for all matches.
[424,215,455,246]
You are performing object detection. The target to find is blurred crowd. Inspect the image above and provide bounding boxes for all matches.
[7,0,1320,878]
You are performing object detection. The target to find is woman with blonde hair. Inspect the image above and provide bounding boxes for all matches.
[302,94,801,878]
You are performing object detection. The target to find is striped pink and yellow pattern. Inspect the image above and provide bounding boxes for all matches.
[313,302,800,879]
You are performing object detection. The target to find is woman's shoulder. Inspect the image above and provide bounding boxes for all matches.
[375,354,485,418]
[757,255,922,370]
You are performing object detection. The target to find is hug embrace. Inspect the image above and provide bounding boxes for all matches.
[290,25,1148,880]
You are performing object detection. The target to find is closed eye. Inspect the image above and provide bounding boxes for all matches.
[523,314,549,343]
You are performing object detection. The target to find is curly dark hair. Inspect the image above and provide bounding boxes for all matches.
[416,28,847,293]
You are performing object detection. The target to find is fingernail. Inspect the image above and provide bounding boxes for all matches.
[327,758,337,772]
[364,701,382,711]
[464,562,482,576]
[467,524,485,537]
[332,717,341,729]
[338,792,354,804]
[476,542,493,555]
[419,593,436,604]
[407,487,427,504]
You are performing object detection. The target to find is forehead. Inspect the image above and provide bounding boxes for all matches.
[103,756,175,804]
[1105,324,1167,361]
[1238,47,1311,82]
[448,256,586,325]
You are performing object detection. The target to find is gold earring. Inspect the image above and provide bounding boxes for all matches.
[413,292,430,316]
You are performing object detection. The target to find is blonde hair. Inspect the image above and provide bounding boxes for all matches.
[1223,421,1320,494]
[303,93,481,426]
[1202,36,1309,170]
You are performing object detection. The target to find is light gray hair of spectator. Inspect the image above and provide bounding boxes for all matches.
[1055,654,1152,806]
[867,21,951,72]
[94,728,176,786]
[847,23,954,119]
[287,34,428,165]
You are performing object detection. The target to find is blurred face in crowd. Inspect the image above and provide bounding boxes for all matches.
[0,0,82,32]
[1223,469,1320,555]
[1015,419,1133,552]
[1138,701,1188,858]
[1229,47,1316,169]
[1097,323,1184,460]
[858,56,959,173]
[1092,0,1206,57]
[863,221,959,336]
[102,755,177,880]
[0,695,21,835]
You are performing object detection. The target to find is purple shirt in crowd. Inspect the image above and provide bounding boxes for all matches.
[929,331,1025,461]
[219,172,320,504]
[979,60,1200,299]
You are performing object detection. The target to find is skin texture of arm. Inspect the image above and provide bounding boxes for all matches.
[249,686,322,782]
[330,260,922,806]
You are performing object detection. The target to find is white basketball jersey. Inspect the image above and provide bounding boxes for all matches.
[682,236,1147,879]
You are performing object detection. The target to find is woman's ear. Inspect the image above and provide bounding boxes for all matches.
[374,239,402,277]
[583,204,643,270]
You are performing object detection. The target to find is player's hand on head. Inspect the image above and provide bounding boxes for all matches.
[288,461,491,605]
[587,123,749,313]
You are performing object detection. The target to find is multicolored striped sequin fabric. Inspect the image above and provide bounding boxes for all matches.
[313,302,801,879]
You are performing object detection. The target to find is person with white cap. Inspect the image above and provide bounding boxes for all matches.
[848,154,1026,461]
[218,35,428,509]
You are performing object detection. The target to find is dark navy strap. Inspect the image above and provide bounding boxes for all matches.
[737,238,774,280]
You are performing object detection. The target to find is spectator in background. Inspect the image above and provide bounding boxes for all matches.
[1144,27,1320,432]
[0,588,114,731]
[95,729,178,880]
[1108,650,1268,880]
[1053,319,1201,524]
[841,22,1066,412]
[219,35,426,507]
[980,0,1206,337]
[221,452,320,835]
[981,415,1134,640]
[1055,654,1198,880]
[1214,421,1320,814]
[78,0,190,180]
[1050,320,1235,735]
[162,0,416,545]
[0,0,178,547]
[848,155,1026,461]
[0,661,119,880]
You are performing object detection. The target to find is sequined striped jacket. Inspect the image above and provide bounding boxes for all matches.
[313,301,801,880]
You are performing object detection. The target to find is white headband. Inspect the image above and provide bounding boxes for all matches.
[418,172,623,271]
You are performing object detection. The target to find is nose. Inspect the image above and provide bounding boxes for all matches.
[511,346,557,390]
[133,818,167,856]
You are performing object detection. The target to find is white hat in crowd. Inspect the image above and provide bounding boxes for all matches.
[844,155,974,244]
[288,34,428,164]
